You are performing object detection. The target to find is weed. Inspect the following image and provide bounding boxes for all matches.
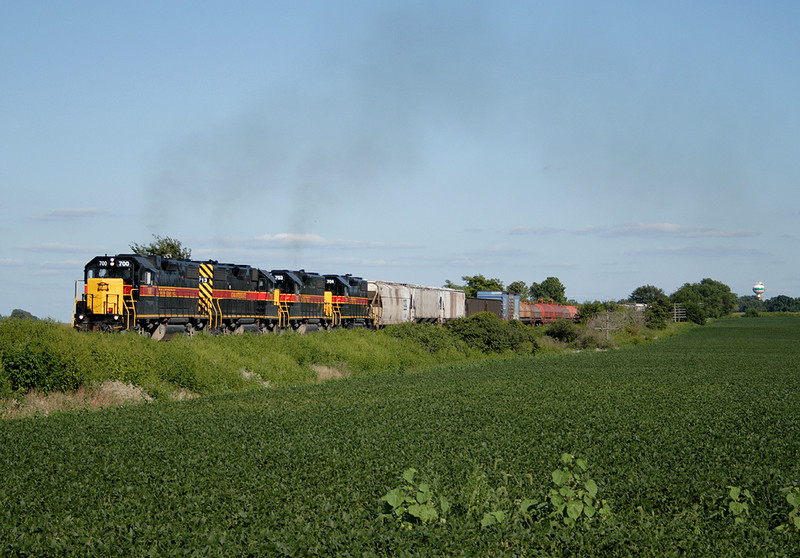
[777,487,800,533]
[380,468,449,526]
[542,453,612,527]
[721,486,754,525]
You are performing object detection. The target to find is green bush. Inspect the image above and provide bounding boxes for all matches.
[0,319,87,393]
[380,322,465,354]
[545,319,578,343]
[445,312,539,354]
[646,302,670,329]
[579,301,604,322]
[744,308,759,318]
[0,354,9,397]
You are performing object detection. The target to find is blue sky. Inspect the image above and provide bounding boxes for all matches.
[2,1,798,321]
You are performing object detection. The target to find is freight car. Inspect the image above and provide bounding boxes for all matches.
[367,280,465,326]
[519,299,580,325]
[73,254,371,338]
[464,292,579,325]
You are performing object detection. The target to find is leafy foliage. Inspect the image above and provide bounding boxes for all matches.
[129,234,192,259]
[645,300,671,329]
[629,284,668,305]
[777,487,800,533]
[722,485,753,525]
[380,468,449,526]
[445,312,539,354]
[765,295,800,313]
[506,281,530,302]
[543,454,612,526]
[379,322,467,355]
[530,276,567,304]
[545,319,578,343]
[671,278,737,320]
[3,309,39,321]
[444,275,505,298]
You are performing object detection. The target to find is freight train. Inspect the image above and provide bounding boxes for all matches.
[72,254,579,338]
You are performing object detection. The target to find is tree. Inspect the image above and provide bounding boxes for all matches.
[506,281,530,302]
[530,277,566,304]
[670,278,737,320]
[445,275,504,298]
[629,285,668,305]
[8,309,38,320]
[130,235,192,259]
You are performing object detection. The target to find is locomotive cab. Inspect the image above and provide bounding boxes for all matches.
[74,255,143,331]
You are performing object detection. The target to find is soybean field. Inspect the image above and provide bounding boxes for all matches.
[2,317,799,555]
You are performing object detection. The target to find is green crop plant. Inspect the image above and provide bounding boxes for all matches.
[380,468,450,526]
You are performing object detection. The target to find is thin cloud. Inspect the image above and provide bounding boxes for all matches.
[558,223,758,238]
[37,208,109,221]
[602,223,758,238]
[626,245,766,257]
[510,226,561,235]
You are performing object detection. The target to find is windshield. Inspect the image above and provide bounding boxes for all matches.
[86,260,134,281]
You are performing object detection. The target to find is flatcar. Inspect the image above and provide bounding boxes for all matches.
[73,254,371,338]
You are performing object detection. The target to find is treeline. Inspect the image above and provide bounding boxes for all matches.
[738,294,800,313]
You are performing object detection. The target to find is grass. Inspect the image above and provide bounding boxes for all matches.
[0,316,798,554]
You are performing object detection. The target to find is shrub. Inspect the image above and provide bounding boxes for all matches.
[445,313,539,354]
[0,319,87,393]
[646,302,670,329]
[579,301,604,322]
[744,308,759,318]
[379,322,464,354]
[545,319,578,344]
[0,355,9,397]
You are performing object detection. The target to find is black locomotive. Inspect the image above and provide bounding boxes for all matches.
[73,254,371,339]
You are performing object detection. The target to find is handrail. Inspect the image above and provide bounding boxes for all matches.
[123,289,137,330]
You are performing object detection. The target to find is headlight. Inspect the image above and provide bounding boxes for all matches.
[113,315,120,321]
[78,314,84,320]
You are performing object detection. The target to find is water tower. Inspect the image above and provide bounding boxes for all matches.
[753,282,765,301]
